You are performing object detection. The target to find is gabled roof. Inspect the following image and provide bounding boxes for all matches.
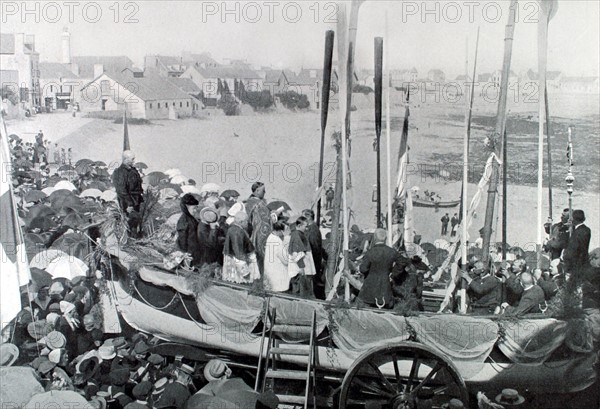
[167,77,201,94]
[263,69,286,84]
[83,71,192,101]
[525,69,562,81]
[478,73,492,82]
[39,62,79,79]
[428,69,445,75]
[193,65,262,80]
[186,53,219,66]
[0,33,15,54]
[72,56,134,78]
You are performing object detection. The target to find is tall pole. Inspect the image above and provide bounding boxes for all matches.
[374,37,384,227]
[566,126,574,237]
[502,129,508,260]
[317,30,335,227]
[481,0,518,268]
[545,87,553,220]
[460,36,470,314]
[385,13,393,245]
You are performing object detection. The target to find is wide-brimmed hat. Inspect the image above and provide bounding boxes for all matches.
[27,320,52,340]
[43,331,67,350]
[76,356,100,383]
[495,389,525,406]
[200,207,219,224]
[98,345,116,360]
[203,359,230,382]
[104,337,128,352]
[152,377,169,397]
[0,343,20,366]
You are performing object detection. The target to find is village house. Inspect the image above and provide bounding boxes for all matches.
[144,55,188,77]
[0,32,41,109]
[519,69,563,93]
[180,65,263,101]
[427,69,446,83]
[560,76,600,94]
[260,69,292,96]
[80,70,197,119]
[71,55,134,81]
[391,68,419,88]
[39,62,80,110]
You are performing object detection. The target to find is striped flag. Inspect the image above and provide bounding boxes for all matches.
[395,90,410,198]
[123,109,130,151]
[1,113,31,330]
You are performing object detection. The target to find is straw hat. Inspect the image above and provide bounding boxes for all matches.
[200,207,219,224]
[27,320,52,340]
[43,331,67,350]
[98,345,116,361]
[495,389,525,406]
[0,343,20,367]
[203,359,230,382]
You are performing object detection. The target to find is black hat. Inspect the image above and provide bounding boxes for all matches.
[181,194,199,206]
[77,357,100,383]
[133,381,153,399]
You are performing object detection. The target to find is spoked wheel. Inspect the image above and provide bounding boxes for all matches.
[339,342,468,409]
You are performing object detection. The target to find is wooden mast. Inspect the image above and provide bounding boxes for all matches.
[481,0,518,268]
[374,37,384,227]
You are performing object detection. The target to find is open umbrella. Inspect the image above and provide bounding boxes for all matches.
[53,180,77,192]
[58,164,74,172]
[200,183,221,194]
[49,189,76,201]
[170,174,189,185]
[165,168,182,178]
[41,187,55,196]
[75,162,93,175]
[100,190,117,202]
[25,233,46,261]
[0,367,45,408]
[181,185,201,195]
[30,249,70,270]
[84,181,108,191]
[144,172,168,187]
[75,159,94,167]
[93,161,107,167]
[267,200,291,212]
[50,195,83,212]
[80,188,103,199]
[8,134,21,142]
[220,190,240,200]
[28,216,57,232]
[29,267,53,290]
[45,254,88,280]
[52,232,90,260]
[135,162,148,170]
[93,168,110,178]
[25,190,47,203]
[25,390,90,409]
[59,170,78,180]
[27,204,56,220]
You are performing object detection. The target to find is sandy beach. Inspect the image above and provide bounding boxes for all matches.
[6,91,599,249]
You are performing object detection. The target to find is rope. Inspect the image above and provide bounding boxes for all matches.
[132,281,179,310]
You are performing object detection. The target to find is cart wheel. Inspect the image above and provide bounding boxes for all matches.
[339,342,468,409]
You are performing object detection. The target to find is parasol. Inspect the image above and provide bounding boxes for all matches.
[75,162,93,175]
[27,204,56,220]
[50,195,83,212]
[200,183,221,194]
[0,367,45,408]
[29,267,53,290]
[41,187,55,196]
[267,200,291,212]
[164,168,183,178]
[92,161,107,167]
[93,168,110,178]
[220,189,240,200]
[53,180,77,191]
[80,188,103,199]
[25,390,91,409]
[45,254,89,280]
[25,190,47,203]
[144,172,168,187]
[75,159,94,167]
[51,232,90,260]
[58,164,74,172]
[28,216,57,232]
[25,233,46,261]
[30,249,70,270]
[170,174,189,185]
[135,162,148,169]
[49,189,76,201]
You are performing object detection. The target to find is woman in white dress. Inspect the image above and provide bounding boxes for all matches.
[263,221,290,292]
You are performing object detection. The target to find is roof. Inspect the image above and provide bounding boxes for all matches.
[194,65,262,80]
[84,71,192,101]
[428,69,445,75]
[263,69,286,84]
[186,53,219,66]
[72,56,134,78]
[478,73,492,82]
[0,33,15,54]
[455,75,472,81]
[39,62,79,79]
[167,77,201,94]
[561,76,599,83]
[525,70,562,81]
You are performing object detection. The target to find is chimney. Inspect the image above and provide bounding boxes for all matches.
[61,27,71,64]
[93,64,104,78]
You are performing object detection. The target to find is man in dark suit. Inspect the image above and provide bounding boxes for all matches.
[112,150,144,214]
[358,229,408,309]
[543,208,570,260]
[563,209,591,277]
[500,272,545,316]
[460,261,501,314]
[302,209,325,299]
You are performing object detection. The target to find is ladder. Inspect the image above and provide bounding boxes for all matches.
[255,307,318,408]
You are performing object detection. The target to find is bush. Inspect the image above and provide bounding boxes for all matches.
[218,94,240,116]
[242,90,274,111]
[276,91,310,110]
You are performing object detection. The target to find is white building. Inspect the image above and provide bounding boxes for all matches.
[0,32,41,109]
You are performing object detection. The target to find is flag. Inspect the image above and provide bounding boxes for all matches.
[123,109,130,151]
[1,113,31,330]
[395,89,410,198]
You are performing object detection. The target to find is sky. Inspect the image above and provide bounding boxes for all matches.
[2,0,599,78]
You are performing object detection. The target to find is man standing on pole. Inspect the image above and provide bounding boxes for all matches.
[112,150,144,235]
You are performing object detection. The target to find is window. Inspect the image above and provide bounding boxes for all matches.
[50,85,53,92]
[158,103,161,108]
[187,101,189,107]
[180,102,182,108]
[149,103,153,109]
